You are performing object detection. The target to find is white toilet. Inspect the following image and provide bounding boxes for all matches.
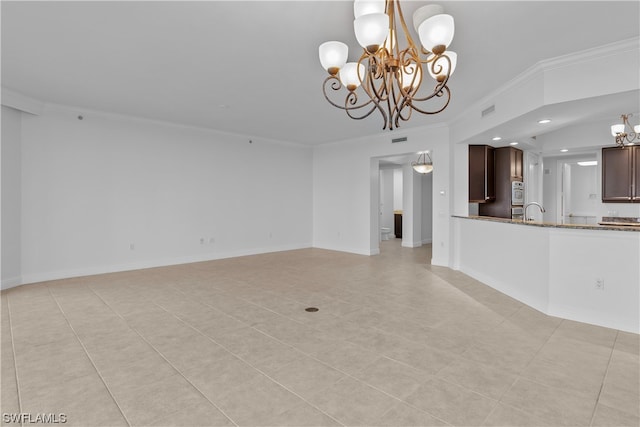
[381,227,392,240]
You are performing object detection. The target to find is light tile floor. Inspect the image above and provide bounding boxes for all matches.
[1,240,638,426]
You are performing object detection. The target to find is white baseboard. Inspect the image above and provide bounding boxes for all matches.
[14,243,313,288]
[458,264,548,313]
[421,238,433,245]
[1,276,22,291]
[401,241,422,248]
[311,243,374,256]
[548,302,639,334]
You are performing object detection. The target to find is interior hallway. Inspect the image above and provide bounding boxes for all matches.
[1,240,638,426]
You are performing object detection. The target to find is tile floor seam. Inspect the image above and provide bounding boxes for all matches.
[375,401,455,427]
[588,330,619,426]
[87,286,241,427]
[5,243,636,427]
[5,295,24,427]
[167,281,343,337]
[493,382,603,425]
[149,301,348,427]
[480,315,566,426]
[46,286,133,427]
[178,306,456,427]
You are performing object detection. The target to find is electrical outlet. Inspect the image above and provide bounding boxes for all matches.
[129,243,135,251]
[209,237,215,244]
[200,238,205,244]
[595,278,605,290]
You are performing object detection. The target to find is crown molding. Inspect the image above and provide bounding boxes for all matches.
[1,87,45,115]
[449,37,640,128]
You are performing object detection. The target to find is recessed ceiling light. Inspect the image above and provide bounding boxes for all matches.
[560,149,569,152]
[577,161,598,166]
[538,119,551,124]
[492,137,502,141]
[510,142,519,146]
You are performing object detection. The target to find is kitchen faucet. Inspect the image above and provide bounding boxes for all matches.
[524,202,546,221]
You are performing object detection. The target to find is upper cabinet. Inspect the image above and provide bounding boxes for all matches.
[635,147,640,202]
[509,147,523,180]
[469,145,495,203]
[602,146,638,203]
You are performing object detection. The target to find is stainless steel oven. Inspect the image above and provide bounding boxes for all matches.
[511,207,524,220]
[512,181,524,206]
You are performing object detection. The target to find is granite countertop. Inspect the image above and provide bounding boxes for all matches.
[453,215,640,232]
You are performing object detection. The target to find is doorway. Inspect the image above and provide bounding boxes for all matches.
[561,158,598,224]
[373,152,434,257]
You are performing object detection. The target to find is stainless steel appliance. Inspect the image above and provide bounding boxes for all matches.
[511,207,524,220]
[511,181,524,206]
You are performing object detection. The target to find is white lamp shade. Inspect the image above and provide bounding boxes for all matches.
[319,41,348,72]
[339,62,365,89]
[354,13,389,51]
[400,63,422,90]
[418,14,455,52]
[354,0,385,19]
[634,125,640,134]
[427,51,457,79]
[413,163,433,174]
[611,123,625,136]
[412,4,444,33]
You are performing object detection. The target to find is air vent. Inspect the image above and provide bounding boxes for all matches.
[391,136,408,143]
[481,105,495,117]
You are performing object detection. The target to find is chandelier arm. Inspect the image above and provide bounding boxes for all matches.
[365,56,391,102]
[391,73,411,129]
[348,67,390,128]
[387,73,399,130]
[394,0,419,52]
[396,49,423,99]
[394,94,414,128]
[407,86,452,115]
[343,94,381,122]
[322,76,377,111]
[407,65,449,102]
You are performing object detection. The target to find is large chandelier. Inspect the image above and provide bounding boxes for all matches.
[611,114,640,146]
[319,0,457,130]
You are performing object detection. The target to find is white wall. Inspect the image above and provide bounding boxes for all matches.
[540,119,640,222]
[15,105,313,285]
[393,168,403,211]
[1,106,23,287]
[421,172,433,244]
[379,168,394,231]
[312,124,450,263]
[402,163,422,248]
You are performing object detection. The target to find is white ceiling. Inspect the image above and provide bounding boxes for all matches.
[2,1,639,145]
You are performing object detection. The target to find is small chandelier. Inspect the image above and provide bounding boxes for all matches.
[412,151,433,174]
[611,114,640,147]
[319,1,457,131]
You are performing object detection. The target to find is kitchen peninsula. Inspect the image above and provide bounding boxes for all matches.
[452,215,640,333]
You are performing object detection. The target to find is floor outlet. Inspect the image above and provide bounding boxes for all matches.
[595,279,604,290]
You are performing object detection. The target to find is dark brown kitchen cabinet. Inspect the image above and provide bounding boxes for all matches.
[635,147,640,201]
[469,145,495,203]
[478,146,523,218]
[394,212,402,238]
[510,147,523,180]
[602,146,636,202]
